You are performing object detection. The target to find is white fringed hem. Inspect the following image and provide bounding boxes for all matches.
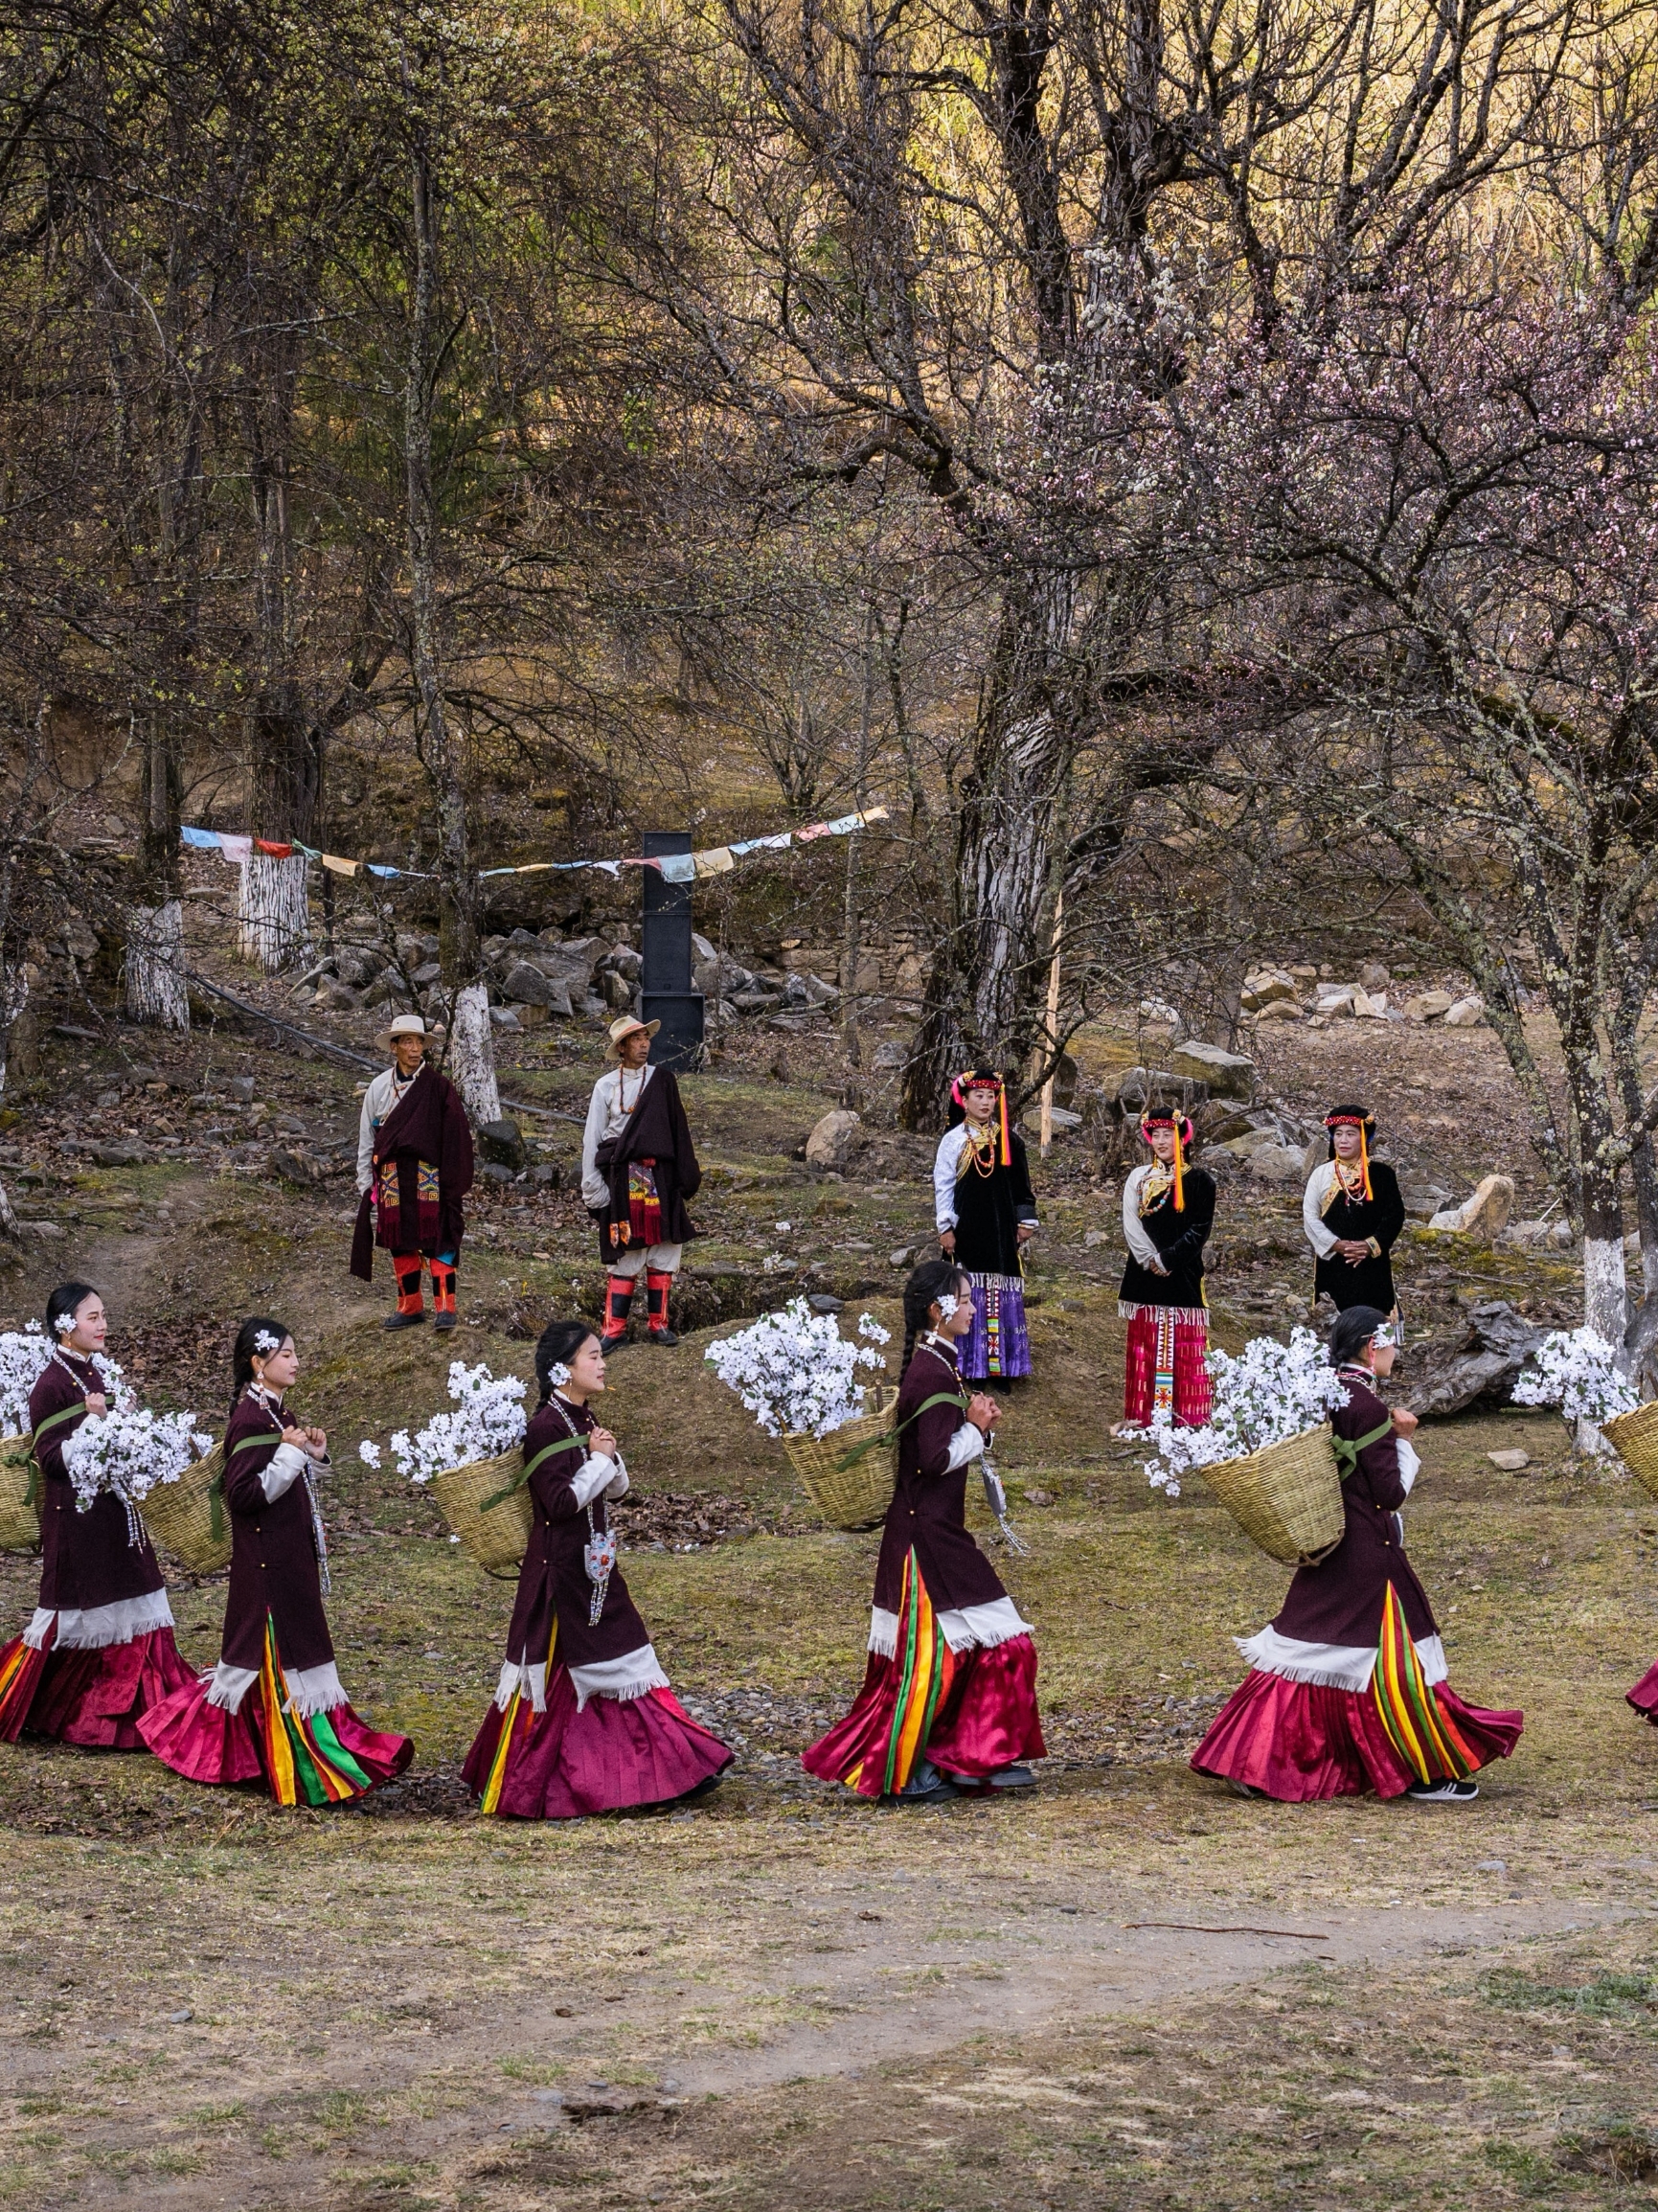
[25,1588,175,1652]
[868,1596,1033,1658]
[1237,1625,1448,1694]
[205,1663,259,1715]
[495,1657,549,1715]
[284,1662,348,1718]
[1116,1301,1210,1325]
[567,1644,669,1713]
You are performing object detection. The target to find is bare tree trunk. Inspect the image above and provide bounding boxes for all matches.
[404,120,496,1127]
[238,852,311,969]
[839,603,875,1110]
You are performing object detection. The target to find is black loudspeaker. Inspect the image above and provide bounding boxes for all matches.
[641,831,704,1070]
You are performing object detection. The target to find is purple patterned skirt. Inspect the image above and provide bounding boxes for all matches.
[961,1270,1032,1380]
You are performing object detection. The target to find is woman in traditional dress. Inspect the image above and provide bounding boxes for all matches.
[0,1282,193,1746]
[139,1318,412,1804]
[1192,1306,1522,1804]
[933,1070,1039,1385]
[462,1318,731,1816]
[1303,1105,1406,1320]
[804,1259,1045,1804]
[1116,1107,1215,1434]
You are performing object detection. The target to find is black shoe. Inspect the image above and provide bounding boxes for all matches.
[1405,1777,1479,1803]
[647,1327,681,1348]
[893,1760,960,1805]
[433,1311,458,1332]
[677,1772,724,1804]
[600,1331,629,1354]
[985,1764,1036,1790]
[383,1311,426,1331]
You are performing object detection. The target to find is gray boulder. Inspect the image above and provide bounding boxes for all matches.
[806,1108,863,1172]
[1402,1302,1547,1420]
[1170,1041,1255,1100]
[477,1117,527,1171]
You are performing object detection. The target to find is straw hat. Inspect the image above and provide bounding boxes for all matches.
[605,1014,660,1058]
[375,1011,445,1054]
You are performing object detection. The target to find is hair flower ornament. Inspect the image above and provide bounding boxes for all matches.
[53,1312,77,1337]
[547,1361,572,1389]
[937,1292,960,1321]
[252,1330,281,1356]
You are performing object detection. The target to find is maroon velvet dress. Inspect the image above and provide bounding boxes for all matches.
[1192,1367,1523,1800]
[804,1334,1046,1796]
[463,1392,731,1817]
[0,1350,192,1746]
[139,1389,412,1805]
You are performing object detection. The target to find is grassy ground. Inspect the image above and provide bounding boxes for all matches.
[0,1010,1653,2208]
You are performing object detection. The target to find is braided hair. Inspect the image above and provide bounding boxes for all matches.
[535,1317,600,1407]
[1328,1305,1389,1370]
[901,1259,970,1376]
[231,1317,291,1417]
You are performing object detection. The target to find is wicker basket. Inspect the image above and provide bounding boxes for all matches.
[142,1444,231,1575]
[431,1449,534,1574]
[0,1433,39,1554]
[784,1387,900,1531]
[1603,1402,1658,1501]
[1199,1423,1345,1565]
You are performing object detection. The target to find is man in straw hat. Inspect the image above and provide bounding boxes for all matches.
[1303,1104,1406,1323]
[580,1015,702,1349]
[1115,1106,1215,1435]
[351,1013,475,1331]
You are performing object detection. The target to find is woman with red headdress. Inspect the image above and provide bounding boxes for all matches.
[933,1070,1039,1384]
[1116,1107,1215,1434]
[1304,1105,1406,1319]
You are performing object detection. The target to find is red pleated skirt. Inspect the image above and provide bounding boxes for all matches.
[1192,1666,1524,1802]
[463,1665,732,1819]
[138,1672,413,1805]
[804,1634,1046,1798]
[1123,1308,1213,1426]
[0,1625,195,1749]
[1627,1660,1658,1722]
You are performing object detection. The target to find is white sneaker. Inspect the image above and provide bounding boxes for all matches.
[1405,1777,1479,1803]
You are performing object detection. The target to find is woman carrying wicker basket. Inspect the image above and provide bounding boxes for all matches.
[1192,1307,1522,1804]
[139,1319,412,1805]
[0,1283,193,1747]
[462,1318,732,1817]
[803,1260,1045,1805]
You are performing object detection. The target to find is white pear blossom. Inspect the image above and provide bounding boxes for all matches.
[705,1300,889,1438]
[62,1405,212,1513]
[0,1326,51,1435]
[1146,1327,1351,1500]
[357,1440,383,1470]
[1511,1328,1638,1427]
[388,1360,528,1484]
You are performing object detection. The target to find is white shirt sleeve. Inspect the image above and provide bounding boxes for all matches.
[1396,1436,1420,1496]
[1303,1164,1339,1258]
[570,1449,619,1510]
[261,1441,309,1502]
[1121,1168,1164,1270]
[356,1075,385,1193]
[944,1422,986,1471]
[934,1127,965,1233]
[602,1450,630,1502]
[580,1075,613,1211]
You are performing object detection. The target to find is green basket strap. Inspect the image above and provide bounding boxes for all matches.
[25,1402,89,1507]
[481,1432,587,1516]
[1330,1417,1397,1482]
[832,1391,969,1473]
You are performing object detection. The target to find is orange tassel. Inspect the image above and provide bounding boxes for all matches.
[1359,1123,1373,1202]
[998,1082,1011,1167]
[1171,1121,1186,1212]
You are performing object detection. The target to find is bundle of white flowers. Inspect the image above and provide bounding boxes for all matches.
[1511,1329,1638,1428]
[378,1360,528,1484]
[0,1327,51,1436]
[705,1303,891,1439]
[1146,1327,1351,1499]
[0,1329,127,1437]
[62,1405,214,1515]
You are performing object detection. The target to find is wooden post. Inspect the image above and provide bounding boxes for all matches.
[1039,890,1063,1156]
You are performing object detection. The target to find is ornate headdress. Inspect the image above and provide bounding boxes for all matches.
[1139,1106,1192,1212]
[947,1069,1011,1167]
[1324,1105,1375,1200]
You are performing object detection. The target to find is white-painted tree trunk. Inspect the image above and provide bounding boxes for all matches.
[238,853,311,972]
[449,980,500,1125]
[0,964,26,1097]
[125,901,190,1030]
[1584,1234,1628,1344]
